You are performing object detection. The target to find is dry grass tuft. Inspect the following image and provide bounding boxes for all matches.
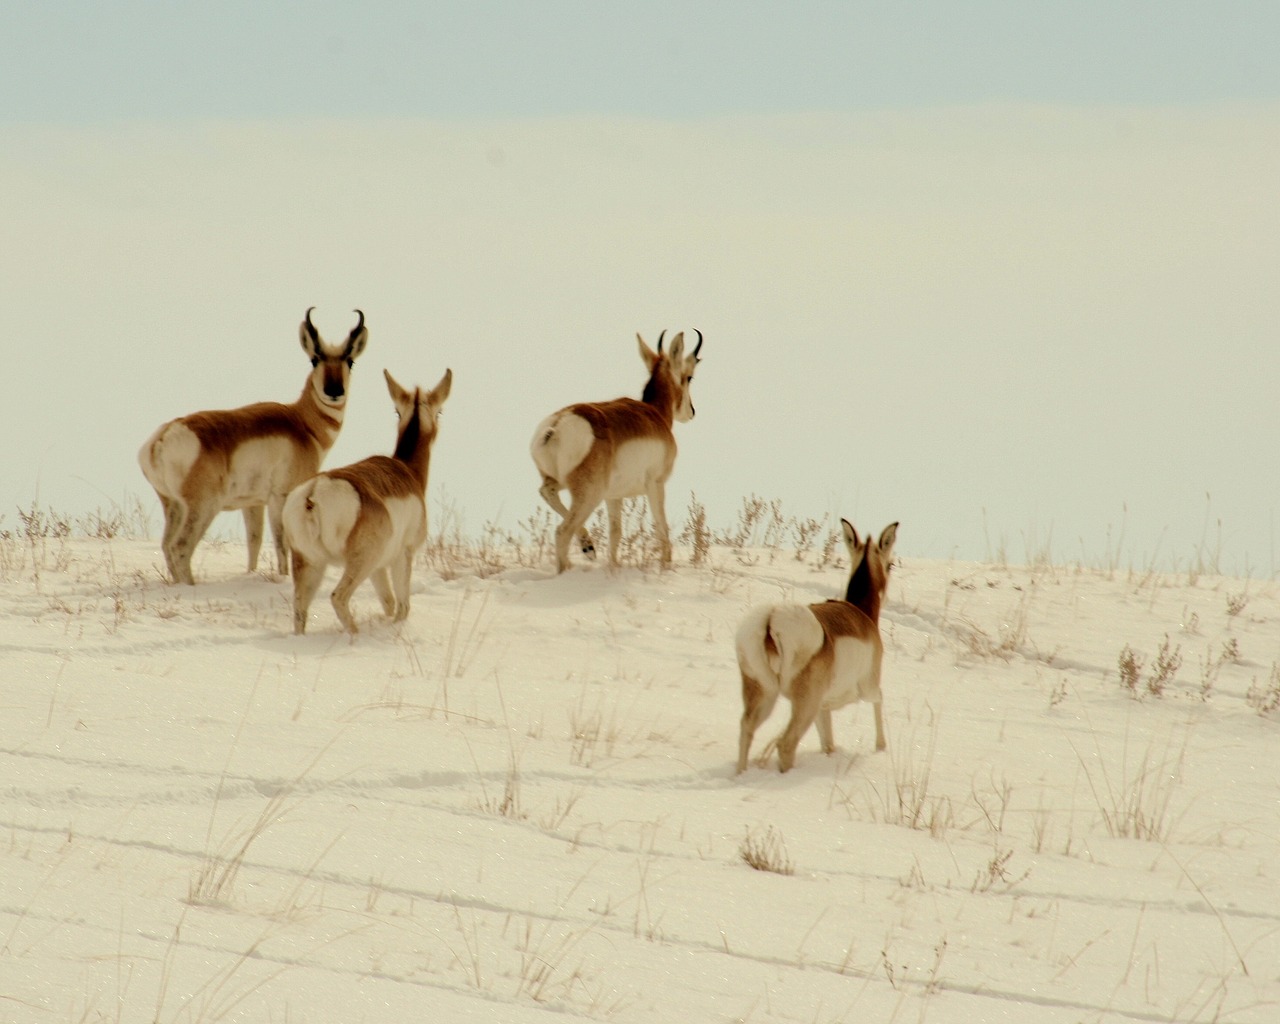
[739,825,795,875]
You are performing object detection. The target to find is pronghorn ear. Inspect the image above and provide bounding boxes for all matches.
[383,368,409,405]
[877,522,899,560]
[637,333,660,372]
[840,518,859,549]
[427,368,453,407]
[666,332,685,364]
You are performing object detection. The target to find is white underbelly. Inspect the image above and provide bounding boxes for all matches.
[604,438,667,497]
[821,636,877,709]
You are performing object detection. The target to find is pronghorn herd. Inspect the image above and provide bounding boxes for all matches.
[139,310,897,772]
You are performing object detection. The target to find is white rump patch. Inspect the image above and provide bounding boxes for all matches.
[137,421,200,498]
[530,411,594,483]
[283,476,361,565]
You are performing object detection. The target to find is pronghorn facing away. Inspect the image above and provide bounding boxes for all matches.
[138,308,369,585]
[530,330,703,573]
[735,520,898,773]
[284,367,452,635]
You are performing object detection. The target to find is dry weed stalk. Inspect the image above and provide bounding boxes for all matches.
[739,825,794,876]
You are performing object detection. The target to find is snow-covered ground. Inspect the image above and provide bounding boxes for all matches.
[3,513,1278,1022]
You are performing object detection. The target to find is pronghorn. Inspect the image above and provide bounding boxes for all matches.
[283,367,452,635]
[530,330,703,573]
[138,308,368,585]
[735,520,898,773]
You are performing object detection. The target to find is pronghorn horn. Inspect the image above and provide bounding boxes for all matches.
[656,329,667,354]
[303,306,319,342]
[343,309,366,357]
[691,329,703,358]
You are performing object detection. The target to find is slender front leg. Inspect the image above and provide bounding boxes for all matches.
[606,498,623,566]
[646,480,671,566]
[243,506,265,572]
[268,495,290,576]
[815,708,836,755]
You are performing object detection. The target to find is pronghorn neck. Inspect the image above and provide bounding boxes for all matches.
[392,391,435,487]
[294,376,345,450]
[639,357,678,425]
[843,557,880,621]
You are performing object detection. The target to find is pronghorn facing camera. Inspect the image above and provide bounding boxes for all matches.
[530,329,703,573]
[735,520,898,774]
[284,367,452,635]
[138,308,369,585]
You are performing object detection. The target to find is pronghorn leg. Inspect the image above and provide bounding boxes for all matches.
[243,505,265,572]
[389,549,414,622]
[330,566,373,635]
[737,672,779,774]
[606,498,623,566]
[539,476,594,560]
[158,496,185,583]
[815,709,836,756]
[872,701,886,752]
[171,502,217,585]
[290,551,326,635]
[267,495,290,576]
[646,479,671,566]
[775,684,823,773]
[370,567,396,617]
[554,491,603,574]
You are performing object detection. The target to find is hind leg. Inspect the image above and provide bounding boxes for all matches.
[553,486,603,574]
[329,546,382,634]
[170,502,218,585]
[370,568,396,617]
[774,683,823,773]
[815,709,836,756]
[540,476,595,563]
[158,496,185,583]
[290,551,326,634]
[737,672,779,774]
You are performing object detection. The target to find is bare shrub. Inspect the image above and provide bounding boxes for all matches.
[678,492,711,566]
[1246,663,1280,716]
[1118,645,1144,694]
[791,514,827,562]
[739,825,794,875]
[1146,636,1183,697]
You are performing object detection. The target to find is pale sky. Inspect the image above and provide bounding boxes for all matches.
[5,4,1279,573]
[5,2,1280,120]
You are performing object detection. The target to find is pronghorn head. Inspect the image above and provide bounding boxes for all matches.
[840,519,898,614]
[384,367,453,458]
[638,329,703,423]
[299,308,369,410]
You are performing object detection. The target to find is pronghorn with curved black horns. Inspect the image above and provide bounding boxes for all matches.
[283,367,452,635]
[735,520,898,773]
[137,308,369,585]
[530,329,703,573]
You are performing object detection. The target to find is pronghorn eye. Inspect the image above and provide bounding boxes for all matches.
[310,358,320,368]
[346,360,354,370]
